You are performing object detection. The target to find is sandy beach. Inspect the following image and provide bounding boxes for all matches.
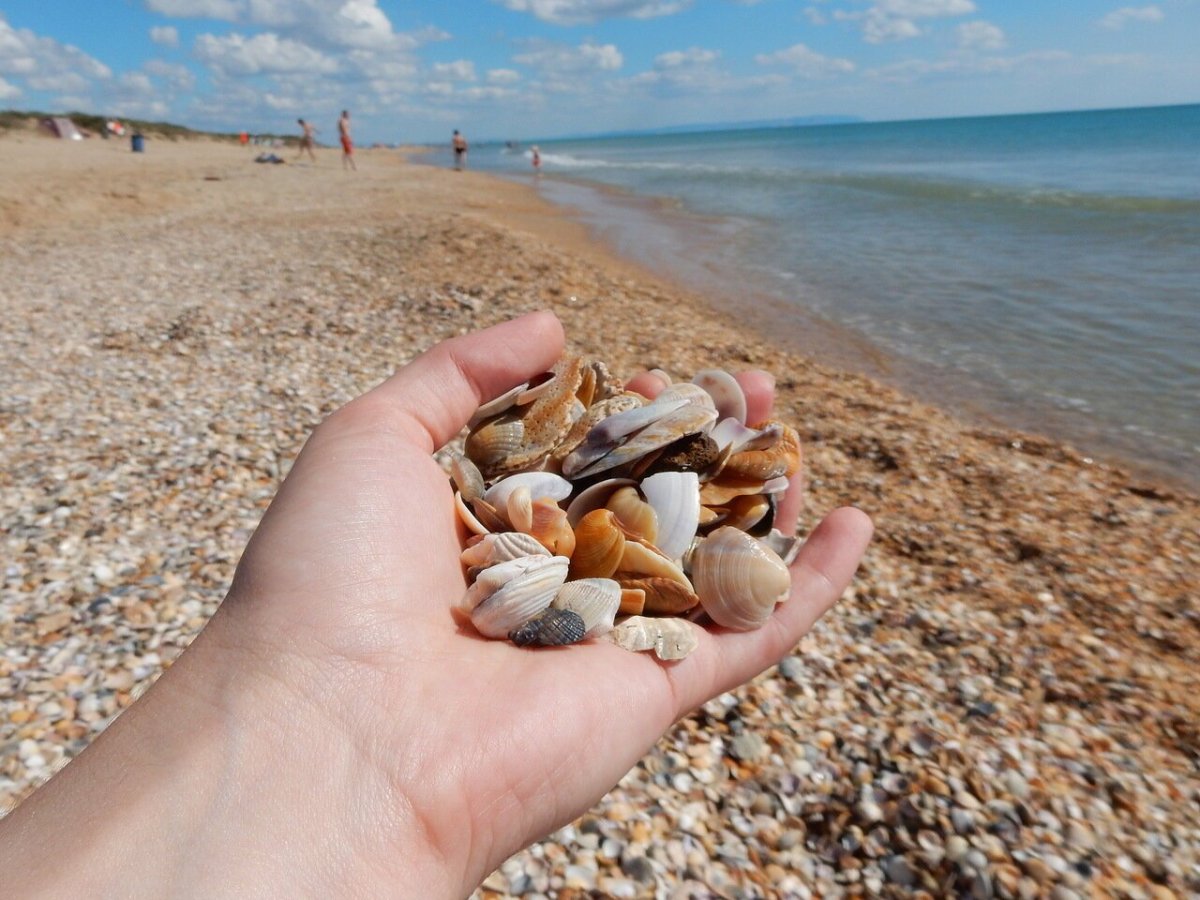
[2,133,1198,897]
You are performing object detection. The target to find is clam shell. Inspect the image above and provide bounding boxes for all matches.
[553,393,645,464]
[608,615,699,661]
[528,499,576,557]
[693,369,747,424]
[506,485,534,533]
[468,382,528,428]
[691,527,791,631]
[760,528,801,566]
[619,588,646,616]
[714,493,772,533]
[614,575,699,615]
[484,472,573,510]
[509,608,586,647]
[606,486,659,544]
[561,396,688,477]
[699,473,770,506]
[455,491,491,536]
[619,538,693,590]
[448,453,486,502]
[640,471,700,562]
[467,555,569,638]
[461,532,550,569]
[565,478,637,527]
[722,422,802,481]
[567,403,718,480]
[569,509,626,580]
[552,578,621,637]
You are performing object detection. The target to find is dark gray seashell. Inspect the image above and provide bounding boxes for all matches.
[509,608,587,647]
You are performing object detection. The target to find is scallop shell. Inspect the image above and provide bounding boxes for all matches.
[552,578,621,637]
[466,555,570,638]
[606,486,659,544]
[569,509,626,580]
[640,471,700,562]
[608,615,700,661]
[509,608,586,647]
[690,527,791,631]
[614,575,699,615]
[461,532,550,569]
[693,369,747,424]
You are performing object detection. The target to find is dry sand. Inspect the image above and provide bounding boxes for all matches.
[2,133,1198,897]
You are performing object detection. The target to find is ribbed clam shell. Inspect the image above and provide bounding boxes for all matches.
[691,527,791,631]
[461,532,549,569]
[509,608,586,647]
[568,403,718,480]
[468,382,528,429]
[506,485,534,533]
[467,555,569,638]
[640,471,700,562]
[693,369,747,424]
[552,578,621,637]
[606,486,659,544]
[483,471,573,510]
[565,478,637,527]
[608,615,699,661]
[568,509,626,580]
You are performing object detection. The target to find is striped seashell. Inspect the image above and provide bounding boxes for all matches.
[461,532,550,570]
[691,527,790,631]
[552,578,621,637]
[509,608,587,647]
[466,555,569,638]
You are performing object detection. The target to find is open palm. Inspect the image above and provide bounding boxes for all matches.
[209,310,873,896]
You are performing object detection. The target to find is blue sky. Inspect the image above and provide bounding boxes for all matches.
[1,1,1196,143]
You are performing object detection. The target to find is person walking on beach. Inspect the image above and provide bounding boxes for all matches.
[531,145,541,174]
[338,110,356,171]
[296,119,317,162]
[452,129,468,170]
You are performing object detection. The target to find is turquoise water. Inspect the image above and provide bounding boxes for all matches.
[436,105,1200,484]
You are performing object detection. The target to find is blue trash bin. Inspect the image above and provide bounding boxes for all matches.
[131,134,145,153]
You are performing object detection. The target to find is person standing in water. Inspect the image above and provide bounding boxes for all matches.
[296,119,317,162]
[338,110,356,171]
[452,129,468,170]
[531,145,541,174]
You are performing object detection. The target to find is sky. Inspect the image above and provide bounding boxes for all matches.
[0,1,1197,144]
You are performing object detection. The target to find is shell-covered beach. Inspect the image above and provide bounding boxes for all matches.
[2,135,1198,897]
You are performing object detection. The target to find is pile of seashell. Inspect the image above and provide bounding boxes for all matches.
[443,356,803,661]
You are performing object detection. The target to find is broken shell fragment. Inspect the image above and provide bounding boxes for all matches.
[510,608,587,647]
[691,527,791,631]
[608,616,700,661]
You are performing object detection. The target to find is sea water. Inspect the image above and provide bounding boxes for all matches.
[441,105,1200,485]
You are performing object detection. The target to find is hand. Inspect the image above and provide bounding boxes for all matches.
[0,311,872,897]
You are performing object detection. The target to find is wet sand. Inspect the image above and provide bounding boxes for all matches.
[2,133,1198,896]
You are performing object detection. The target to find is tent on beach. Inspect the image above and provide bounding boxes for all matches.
[40,117,84,140]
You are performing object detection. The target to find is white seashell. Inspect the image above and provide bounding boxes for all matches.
[466,555,569,638]
[448,453,486,502]
[468,382,528,428]
[565,478,637,527]
[552,578,621,637]
[640,471,700,562]
[506,485,534,533]
[708,418,759,454]
[484,472,573,510]
[693,369,747,424]
[759,528,801,566]
[567,404,718,480]
[561,397,689,477]
[461,532,550,569]
[691,526,791,631]
[656,382,718,411]
[608,615,700,660]
[455,491,491,536]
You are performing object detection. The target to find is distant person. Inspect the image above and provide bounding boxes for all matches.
[338,110,356,171]
[239,130,249,147]
[296,119,317,162]
[531,145,541,174]
[452,129,468,170]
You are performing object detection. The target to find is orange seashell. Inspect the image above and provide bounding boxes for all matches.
[615,575,699,615]
[699,473,767,507]
[619,588,646,616]
[606,485,659,544]
[721,422,802,481]
[529,500,576,558]
[569,509,625,580]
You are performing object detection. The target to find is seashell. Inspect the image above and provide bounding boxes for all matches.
[619,538,694,590]
[759,528,801,566]
[506,485,534,533]
[699,473,769,507]
[715,493,772,533]
[615,575,699,615]
[656,382,718,411]
[721,422,802,481]
[619,588,646,616]
[567,403,718,480]
[693,369,747,424]
[606,486,659,544]
[608,615,699,661]
[509,608,587,647]
[461,532,550,569]
[529,499,576,557]
[468,382,528,428]
[484,472,573,510]
[576,363,597,409]
[589,361,624,402]
[565,478,637,527]
[569,509,626,580]
[552,578,621,637]
[553,392,645,463]
[448,453,486,502]
[691,527,791,631]
[467,555,569,638]
[640,471,700,562]
[455,491,491,536]
[709,417,760,454]
[561,395,689,477]
[466,356,586,479]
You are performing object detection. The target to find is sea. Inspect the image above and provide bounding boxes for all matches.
[423,104,1200,487]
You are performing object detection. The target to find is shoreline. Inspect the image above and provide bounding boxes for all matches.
[3,135,1199,895]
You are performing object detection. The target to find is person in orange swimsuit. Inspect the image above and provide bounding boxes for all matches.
[338,110,356,171]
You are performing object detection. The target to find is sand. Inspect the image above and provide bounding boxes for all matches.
[1,132,1198,897]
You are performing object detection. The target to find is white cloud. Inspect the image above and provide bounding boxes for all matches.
[486,68,520,85]
[194,32,339,75]
[150,25,180,47]
[956,20,1005,51]
[514,39,624,75]
[0,15,112,101]
[145,0,241,17]
[868,49,1070,82]
[655,48,719,68]
[432,59,477,81]
[876,0,974,16]
[0,75,20,99]
[1099,5,1164,30]
[833,0,975,44]
[145,59,196,89]
[496,0,691,26]
[755,43,856,77]
[805,7,828,25]
[149,0,404,51]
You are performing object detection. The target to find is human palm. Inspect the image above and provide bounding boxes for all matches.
[199,310,872,896]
